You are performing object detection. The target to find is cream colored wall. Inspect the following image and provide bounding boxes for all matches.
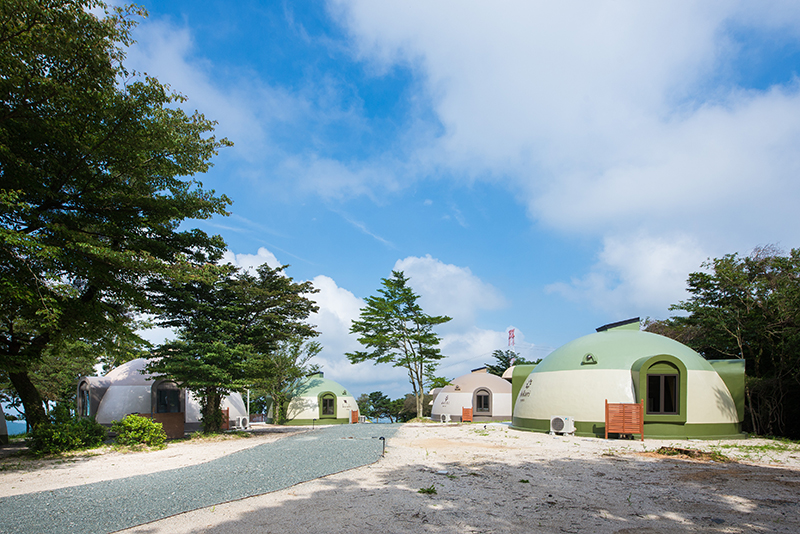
[686,370,739,423]
[285,393,358,421]
[515,369,739,424]
[514,370,636,421]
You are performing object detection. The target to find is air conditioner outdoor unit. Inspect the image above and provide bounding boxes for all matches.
[440,413,451,423]
[229,416,249,430]
[550,416,575,435]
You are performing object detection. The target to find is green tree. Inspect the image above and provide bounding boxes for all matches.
[484,349,538,376]
[247,338,321,425]
[427,376,452,389]
[0,1,231,429]
[356,393,372,418]
[369,391,396,422]
[356,391,395,422]
[147,264,319,432]
[347,271,451,418]
[652,246,800,437]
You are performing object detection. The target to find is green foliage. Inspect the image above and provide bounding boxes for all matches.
[347,271,451,418]
[0,0,232,429]
[111,415,166,448]
[418,484,437,495]
[356,391,399,422]
[27,416,107,455]
[246,338,321,425]
[147,264,319,432]
[484,349,538,376]
[427,376,453,389]
[651,246,800,438]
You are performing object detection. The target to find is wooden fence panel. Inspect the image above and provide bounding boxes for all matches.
[605,400,644,441]
[462,407,473,422]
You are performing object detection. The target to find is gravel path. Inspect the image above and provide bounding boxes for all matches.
[0,424,400,534]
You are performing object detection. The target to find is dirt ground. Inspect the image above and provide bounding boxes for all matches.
[3,423,799,533]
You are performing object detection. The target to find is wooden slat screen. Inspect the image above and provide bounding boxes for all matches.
[605,400,644,441]
[462,407,473,422]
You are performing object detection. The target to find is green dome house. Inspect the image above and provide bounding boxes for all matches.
[266,372,358,425]
[512,319,745,439]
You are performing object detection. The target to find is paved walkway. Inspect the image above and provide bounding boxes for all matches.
[0,424,400,534]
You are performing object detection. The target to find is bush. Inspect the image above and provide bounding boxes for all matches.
[27,417,108,455]
[111,415,167,447]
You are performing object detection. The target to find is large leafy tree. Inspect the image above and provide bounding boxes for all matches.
[347,271,451,418]
[247,338,321,425]
[649,246,800,437]
[0,1,231,428]
[147,264,319,432]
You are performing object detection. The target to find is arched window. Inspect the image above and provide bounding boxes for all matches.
[634,355,687,424]
[475,389,491,413]
[320,393,336,418]
[78,381,90,417]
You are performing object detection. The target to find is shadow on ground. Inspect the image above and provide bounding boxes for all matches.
[127,452,800,534]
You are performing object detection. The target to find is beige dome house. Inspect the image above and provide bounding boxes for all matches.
[430,368,513,422]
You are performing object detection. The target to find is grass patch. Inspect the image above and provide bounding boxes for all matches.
[655,446,731,463]
[418,484,437,495]
[707,438,800,463]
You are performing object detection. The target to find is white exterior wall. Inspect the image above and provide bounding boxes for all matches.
[431,391,514,419]
[284,393,358,421]
[286,396,318,420]
[493,393,513,417]
[431,391,474,418]
[514,370,636,422]
[95,386,151,424]
[515,369,739,425]
[686,371,739,424]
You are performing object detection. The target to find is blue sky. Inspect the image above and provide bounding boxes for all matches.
[122,1,800,400]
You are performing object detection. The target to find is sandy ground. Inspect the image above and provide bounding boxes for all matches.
[3,423,800,533]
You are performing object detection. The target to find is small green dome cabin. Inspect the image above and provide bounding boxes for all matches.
[266,373,358,425]
[511,319,745,439]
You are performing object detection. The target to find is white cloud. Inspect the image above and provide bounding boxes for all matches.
[305,258,512,397]
[394,255,507,328]
[546,232,708,316]
[330,0,800,315]
[221,248,280,271]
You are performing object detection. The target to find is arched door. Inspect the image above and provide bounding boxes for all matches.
[474,388,492,417]
[319,392,337,419]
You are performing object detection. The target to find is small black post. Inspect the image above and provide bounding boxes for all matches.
[379,436,385,456]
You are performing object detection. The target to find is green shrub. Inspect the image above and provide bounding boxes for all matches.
[27,417,108,455]
[111,415,167,447]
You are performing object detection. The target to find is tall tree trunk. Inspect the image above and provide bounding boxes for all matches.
[8,371,48,429]
[201,388,223,433]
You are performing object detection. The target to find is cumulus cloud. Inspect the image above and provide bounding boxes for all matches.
[221,248,281,272]
[329,0,800,313]
[546,232,708,316]
[394,255,506,328]
[304,256,515,396]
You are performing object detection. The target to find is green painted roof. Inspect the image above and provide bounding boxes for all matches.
[533,329,714,373]
[293,374,351,397]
